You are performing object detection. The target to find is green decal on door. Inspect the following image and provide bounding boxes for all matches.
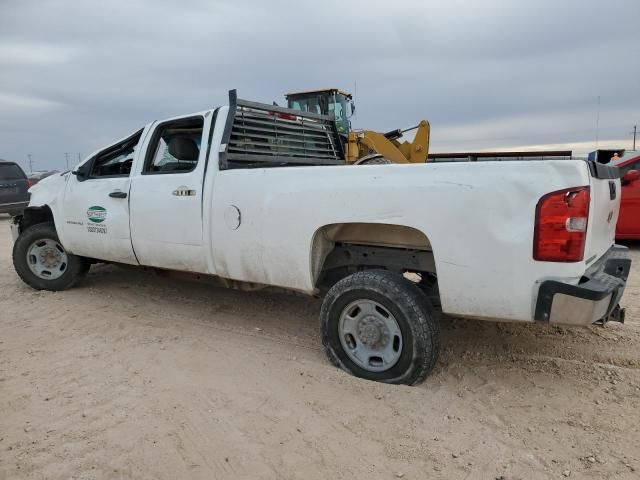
[87,206,107,223]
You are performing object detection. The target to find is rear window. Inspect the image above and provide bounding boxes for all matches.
[0,163,26,181]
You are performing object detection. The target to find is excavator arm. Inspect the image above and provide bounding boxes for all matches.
[346,120,430,164]
[284,87,430,165]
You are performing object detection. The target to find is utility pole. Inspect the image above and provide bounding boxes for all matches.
[27,154,33,173]
[595,96,600,149]
[632,125,637,151]
[64,152,70,170]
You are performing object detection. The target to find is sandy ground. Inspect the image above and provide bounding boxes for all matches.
[1,215,639,480]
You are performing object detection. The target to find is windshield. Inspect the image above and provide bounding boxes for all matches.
[289,96,322,115]
[288,93,350,134]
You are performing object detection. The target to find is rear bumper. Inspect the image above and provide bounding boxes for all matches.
[534,245,631,326]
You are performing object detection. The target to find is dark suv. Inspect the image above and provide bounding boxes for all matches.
[0,160,31,216]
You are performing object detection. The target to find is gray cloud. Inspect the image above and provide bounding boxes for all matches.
[1,0,638,171]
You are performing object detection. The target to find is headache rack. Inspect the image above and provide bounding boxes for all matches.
[219,90,345,169]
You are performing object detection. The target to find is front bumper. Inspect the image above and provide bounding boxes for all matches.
[534,245,631,326]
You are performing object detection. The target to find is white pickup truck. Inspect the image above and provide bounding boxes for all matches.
[10,91,631,385]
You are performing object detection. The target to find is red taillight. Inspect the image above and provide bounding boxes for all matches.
[26,178,33,188]
[533,186,590,262]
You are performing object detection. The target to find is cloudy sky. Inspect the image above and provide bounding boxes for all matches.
[1,0,639,171]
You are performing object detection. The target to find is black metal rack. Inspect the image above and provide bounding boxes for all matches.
[220,90,345,169]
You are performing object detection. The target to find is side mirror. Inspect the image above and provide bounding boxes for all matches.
[72,162,91,182]
[350,101,356,117]
[622,169,640,185]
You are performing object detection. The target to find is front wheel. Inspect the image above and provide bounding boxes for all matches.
[321,270,440,385]
[12,222,89,291]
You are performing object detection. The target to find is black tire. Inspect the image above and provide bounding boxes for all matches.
[12,222,89,291]
[321,270,440,385]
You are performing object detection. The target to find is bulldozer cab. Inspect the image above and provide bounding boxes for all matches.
[286,88,353,134]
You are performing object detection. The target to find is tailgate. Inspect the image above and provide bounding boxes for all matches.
[0,178,28,204]
[0,163,29,205]
[585,162,620,264]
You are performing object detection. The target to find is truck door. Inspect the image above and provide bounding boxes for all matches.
[128,112,213,273]
[60,129,144,264]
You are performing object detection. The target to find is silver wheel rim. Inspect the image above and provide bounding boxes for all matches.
[338,299,403,372]
[26,239,69,280]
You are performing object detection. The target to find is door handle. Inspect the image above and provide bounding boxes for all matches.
[109,191,127,198]
[172,187,196,197]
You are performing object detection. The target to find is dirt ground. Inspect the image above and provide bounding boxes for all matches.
[1,215,639,480]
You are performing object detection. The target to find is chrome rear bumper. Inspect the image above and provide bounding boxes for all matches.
[534,245,630,326]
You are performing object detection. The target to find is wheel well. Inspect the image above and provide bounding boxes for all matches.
[311,223,437,291]
[18,206,54,233]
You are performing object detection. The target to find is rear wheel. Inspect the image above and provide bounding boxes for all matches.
[12,222,89,291]
[321,270,440,385]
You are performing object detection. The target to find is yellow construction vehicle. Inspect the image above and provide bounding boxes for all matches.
[285,88,430,164]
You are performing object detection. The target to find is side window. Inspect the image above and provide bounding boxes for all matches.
[144,117,204,174]
[90,129,142,178]
[91,149,135,177]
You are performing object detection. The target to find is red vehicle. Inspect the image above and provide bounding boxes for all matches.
[612,154,640,239]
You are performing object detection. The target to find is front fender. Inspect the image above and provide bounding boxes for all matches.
[28,172,68,208]
[22,173,69,240]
